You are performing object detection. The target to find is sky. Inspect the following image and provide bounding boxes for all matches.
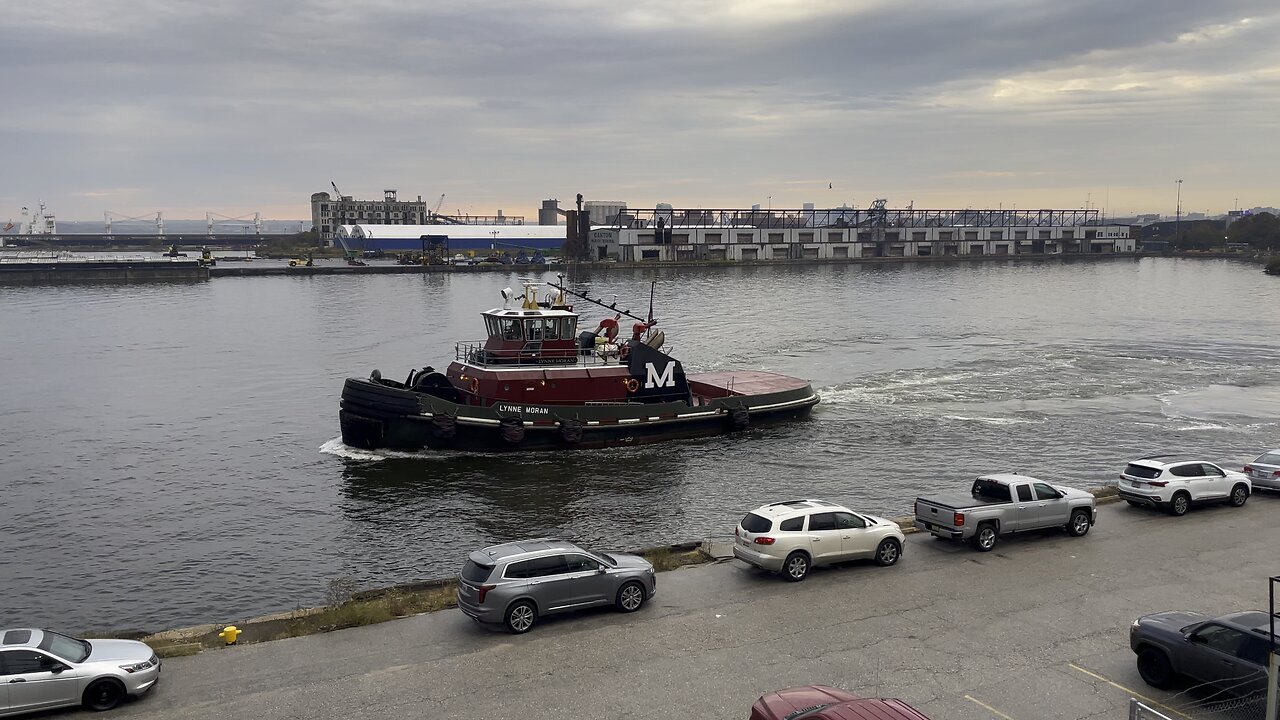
[2,0,1278,223]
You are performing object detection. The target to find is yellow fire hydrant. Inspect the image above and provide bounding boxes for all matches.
[218,626,241,646]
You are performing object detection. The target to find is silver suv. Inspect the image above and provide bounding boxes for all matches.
[455,538,656,634]
[1118,455,1250,516]
[734,499,906,581]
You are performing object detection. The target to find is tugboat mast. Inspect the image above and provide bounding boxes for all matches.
[547,275,657,327]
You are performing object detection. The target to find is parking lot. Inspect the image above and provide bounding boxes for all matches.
[110,494,1279,720]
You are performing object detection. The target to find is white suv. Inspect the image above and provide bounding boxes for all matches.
[733,499,906,581]
[1118,455,1251,516]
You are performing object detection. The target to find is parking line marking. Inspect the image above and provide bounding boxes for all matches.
[963,694,1017,720]
[1066,663,1192,720]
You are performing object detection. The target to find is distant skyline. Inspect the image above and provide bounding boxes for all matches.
[3,0,1278,223]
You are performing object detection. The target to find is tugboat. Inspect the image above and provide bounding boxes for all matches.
[339,277,819,452]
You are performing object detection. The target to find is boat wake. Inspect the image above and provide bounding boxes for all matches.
[318,437,434,462]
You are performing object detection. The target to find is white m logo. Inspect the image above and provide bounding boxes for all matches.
[644,361,676,389]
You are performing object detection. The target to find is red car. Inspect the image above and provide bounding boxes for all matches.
[751,686,931,720]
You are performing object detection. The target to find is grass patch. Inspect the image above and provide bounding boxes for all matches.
[642,546,711,572]
[267,586,458,641]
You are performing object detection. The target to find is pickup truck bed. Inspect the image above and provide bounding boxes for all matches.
[915,494,1009,511]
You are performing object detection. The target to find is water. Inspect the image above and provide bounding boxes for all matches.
[1,258,1277,632]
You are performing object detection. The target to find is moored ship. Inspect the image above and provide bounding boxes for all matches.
[339,278,818,452]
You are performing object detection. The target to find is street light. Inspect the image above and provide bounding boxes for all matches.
[1175,179,1183,245]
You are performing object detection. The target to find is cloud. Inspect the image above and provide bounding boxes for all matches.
[1,0,1277,219]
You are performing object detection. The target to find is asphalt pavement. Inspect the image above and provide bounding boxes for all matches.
[101,494,1279,720]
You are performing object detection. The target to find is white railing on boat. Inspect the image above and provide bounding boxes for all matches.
[455,340,623,368]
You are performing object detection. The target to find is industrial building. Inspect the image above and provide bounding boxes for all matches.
[586,205,1134,262]
[311,188,521,245]
[336,224,565,253]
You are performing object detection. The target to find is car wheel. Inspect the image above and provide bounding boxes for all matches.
[504,600,537,634]
[1136,648,1175,689]
[1066,509,1092,537]
[782,551,810,582]
[971,524,998,552]
[1229,483,1249,507]
[616,581,646,613]
[874,538,902,567]
[83,678,126,712]
[1168,493,1190,516]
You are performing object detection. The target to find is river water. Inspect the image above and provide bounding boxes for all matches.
[2,257,1277,632]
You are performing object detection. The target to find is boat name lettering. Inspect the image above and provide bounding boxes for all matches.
[644,361,676,389]
[498,404,549,414]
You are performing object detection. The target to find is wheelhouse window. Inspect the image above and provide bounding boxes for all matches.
[499,318,523,341]
[524,318,547,341]
[484,316,501,337]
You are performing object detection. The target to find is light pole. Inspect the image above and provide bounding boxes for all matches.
[1175,179,1183,246]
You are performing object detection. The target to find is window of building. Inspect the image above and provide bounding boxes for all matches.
[1015,231,1028,240]
[939,231,953,241]
[885,232,899,241]
[964,231,978,240]
[990,231,1002,240]
[1062,230,1074,239]
[768,233,784,243]
[832,245,849,258]
[912,231,926,242]
[828,231,844,242]
[857,231,872,241]
[799,232,814,242]
[737,233,753,242]
[705,233,722,243]
[1039,230,1051,239]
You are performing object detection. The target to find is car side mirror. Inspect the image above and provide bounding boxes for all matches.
[597,566,607,574]
[47,663,66,674]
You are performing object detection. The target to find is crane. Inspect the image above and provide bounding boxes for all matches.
[431,193,445,219]
[331,181,344,199]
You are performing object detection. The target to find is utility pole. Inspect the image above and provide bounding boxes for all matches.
[1175,179,1183,246]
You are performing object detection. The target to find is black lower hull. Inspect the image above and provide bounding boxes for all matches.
[338,377,818,453]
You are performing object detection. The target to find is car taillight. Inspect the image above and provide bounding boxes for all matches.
[954,512,965,527]
[914,501,919,516]
[753,537,776,545]
[1243,466,1253,473]
[476,584,496,603]
[1148,481,1168,487]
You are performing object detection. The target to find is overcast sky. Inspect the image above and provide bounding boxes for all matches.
[3,0,1277,222]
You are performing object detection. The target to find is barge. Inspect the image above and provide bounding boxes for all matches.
[339,278,818,452]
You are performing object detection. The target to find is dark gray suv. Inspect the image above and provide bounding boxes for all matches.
[1130,610,1276,697]
[456,538,656,634]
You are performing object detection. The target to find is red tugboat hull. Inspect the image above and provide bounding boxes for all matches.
[339,370,818,452]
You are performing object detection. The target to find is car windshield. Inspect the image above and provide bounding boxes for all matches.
[37,630,90,663]
[591,551,617,566]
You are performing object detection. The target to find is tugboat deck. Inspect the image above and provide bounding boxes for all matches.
[687,371,811,396]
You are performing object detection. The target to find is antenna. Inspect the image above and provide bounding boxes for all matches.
[647,280,656,324]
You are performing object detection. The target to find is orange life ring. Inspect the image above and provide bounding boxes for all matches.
[623,378,639,393]
[619,343,631,360]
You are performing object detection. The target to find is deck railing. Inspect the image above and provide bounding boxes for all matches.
[455,340,621,368]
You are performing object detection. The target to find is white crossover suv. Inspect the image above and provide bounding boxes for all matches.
[733,499,906,581]
[1118,455,1251,516]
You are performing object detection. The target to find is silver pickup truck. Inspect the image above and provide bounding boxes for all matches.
[914,473,1098,551]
